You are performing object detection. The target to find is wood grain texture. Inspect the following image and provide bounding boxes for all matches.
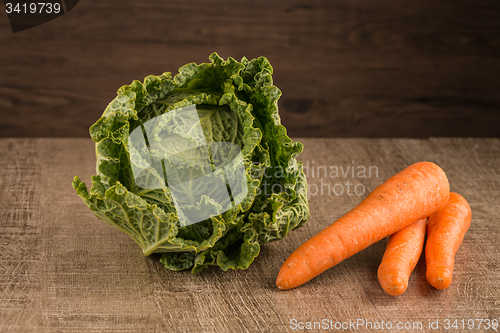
[0,138,499,332]
[1,1,500,138]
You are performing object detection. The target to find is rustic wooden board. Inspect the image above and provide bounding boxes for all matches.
[1,1,500,138]
[1,138,499,332]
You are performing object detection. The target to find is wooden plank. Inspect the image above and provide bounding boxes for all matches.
[0,138,499,332]
[0,139,44,331]
[1,1,500,138]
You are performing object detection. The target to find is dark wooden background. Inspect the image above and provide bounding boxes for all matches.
[1,0,500,138]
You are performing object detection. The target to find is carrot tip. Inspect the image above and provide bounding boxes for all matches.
[428,269,452,290]
[379,273,408,296]
[276,276,290,290]
[276,282,291,291]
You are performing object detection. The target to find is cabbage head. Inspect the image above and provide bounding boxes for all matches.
[72,53,309,272]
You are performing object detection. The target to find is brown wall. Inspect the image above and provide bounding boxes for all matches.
[1,0,499,138]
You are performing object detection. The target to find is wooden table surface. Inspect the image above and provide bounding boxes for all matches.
[1,138,499,332]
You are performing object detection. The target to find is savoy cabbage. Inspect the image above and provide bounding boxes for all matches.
[73,53,309,272]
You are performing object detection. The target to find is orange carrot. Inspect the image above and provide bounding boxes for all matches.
[425,192,471,290]
[377,218,427,296]
[276,161,450,290]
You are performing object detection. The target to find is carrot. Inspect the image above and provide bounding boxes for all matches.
[276,161,450,290]
[425,192,471,290]
[377,218,427,296]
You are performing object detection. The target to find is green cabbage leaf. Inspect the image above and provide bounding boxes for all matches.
[73,53,309,272]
